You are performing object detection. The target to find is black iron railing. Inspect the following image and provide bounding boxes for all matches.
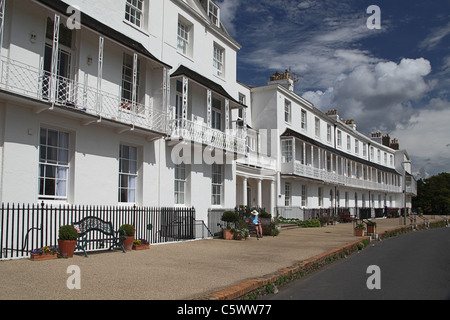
[0,202,196,260]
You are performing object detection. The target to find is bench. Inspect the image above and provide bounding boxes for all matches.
[72,216,126,258]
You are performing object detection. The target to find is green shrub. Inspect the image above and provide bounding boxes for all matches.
[221,211,240,229]
[58,225,78,241]
[119,224,135,237]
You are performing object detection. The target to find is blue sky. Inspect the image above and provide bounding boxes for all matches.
[217,0,450,178]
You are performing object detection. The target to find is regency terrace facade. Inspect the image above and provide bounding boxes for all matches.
[0,0,416,226]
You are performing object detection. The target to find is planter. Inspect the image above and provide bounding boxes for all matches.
[367,225,376,234]
[58,239,77,258]
[123,236,134,251]
[222,229,235,240]
[235,234,246,241]
[30,253,57,261]
[132,243,150,250]
[354,228,365,237]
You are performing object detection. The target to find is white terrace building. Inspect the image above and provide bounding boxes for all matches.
[236,72,417,219]
[0,0,416,227]
[0,0,246,224]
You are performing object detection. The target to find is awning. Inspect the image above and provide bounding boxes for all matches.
[171,65,247,109]
[281,128,400,175]
[34,0,171,69]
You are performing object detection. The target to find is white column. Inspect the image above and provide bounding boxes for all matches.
[50,14,60,106]
[225,99,230,131]
[0,0,6,58]
[96,36,104,115]
[257,179,262,208]
[270,180,275,216]
[207,89,212,127]
[242,177,248,207]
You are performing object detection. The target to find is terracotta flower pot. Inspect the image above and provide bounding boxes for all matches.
[58,239,77,258]
[354,228,365,237]
[123,236,134,251]
[222,229,234,240]
[367,225,376,234]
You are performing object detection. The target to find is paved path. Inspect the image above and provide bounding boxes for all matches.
[0,216,447,300]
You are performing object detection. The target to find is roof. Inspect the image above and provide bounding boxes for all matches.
[34,0,171,69]
[281,128,399,175]
[171,65,246,108]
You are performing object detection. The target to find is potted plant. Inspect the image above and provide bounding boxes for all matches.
[235,228,249,240]
[354,223,366,237]
[119,224,135,251]
[58,225,78,258]
[30,246,58,261]
[221,211,239,240]
[367,220,377,234]
[133,238,150,250]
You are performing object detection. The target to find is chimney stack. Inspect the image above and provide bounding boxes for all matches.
[269,70,295,91]
[326,109,339,121]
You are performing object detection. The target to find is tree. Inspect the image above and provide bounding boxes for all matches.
[413,173,450,214]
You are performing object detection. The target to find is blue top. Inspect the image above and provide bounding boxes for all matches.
[249,215,259,225]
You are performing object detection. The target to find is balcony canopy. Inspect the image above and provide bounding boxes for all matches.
[171,65,247,109]
[281,128,400,176]
[35,0,171,69]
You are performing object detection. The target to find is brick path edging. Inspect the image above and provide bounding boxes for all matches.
[200,237,370,300]
[199,221,448,300]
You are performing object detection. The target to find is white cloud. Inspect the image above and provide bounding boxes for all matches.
[217,0,242,36]
[391,105,450,176]
[419,21,450,51]
[303,58,433,134]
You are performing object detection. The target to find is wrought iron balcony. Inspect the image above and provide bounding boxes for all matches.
[0,56,168,134]
[281,160,402,193]
[168,118,246,155]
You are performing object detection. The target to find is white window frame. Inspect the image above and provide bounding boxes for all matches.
[285,100,291,124]
[327,124,332,142]
[211,98,222,130]
[39,127,70,201]
[211,164,223,205]
[301,185,307,207]
[213,44,224,76]
[125,0,144,28]
[315,117,320,137]
[119,144,138,203]
[285,183,291,207]
[281,139,293,163]
[121,52,141,106]
[174,163,186,205]
[177,21,189,55]
[301,109,307,130]
[208,0,220,27]
[337,130,342,147]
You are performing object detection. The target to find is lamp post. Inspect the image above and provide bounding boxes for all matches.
[402,160,411,225]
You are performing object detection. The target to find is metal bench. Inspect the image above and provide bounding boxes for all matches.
[72,216,126,258]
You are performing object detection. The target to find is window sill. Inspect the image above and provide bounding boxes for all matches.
[123,19,150,37]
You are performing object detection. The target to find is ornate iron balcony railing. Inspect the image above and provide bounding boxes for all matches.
[0,56,168,134]
[168,118,246,155]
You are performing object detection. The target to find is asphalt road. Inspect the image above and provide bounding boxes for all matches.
[263,227,450,300]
